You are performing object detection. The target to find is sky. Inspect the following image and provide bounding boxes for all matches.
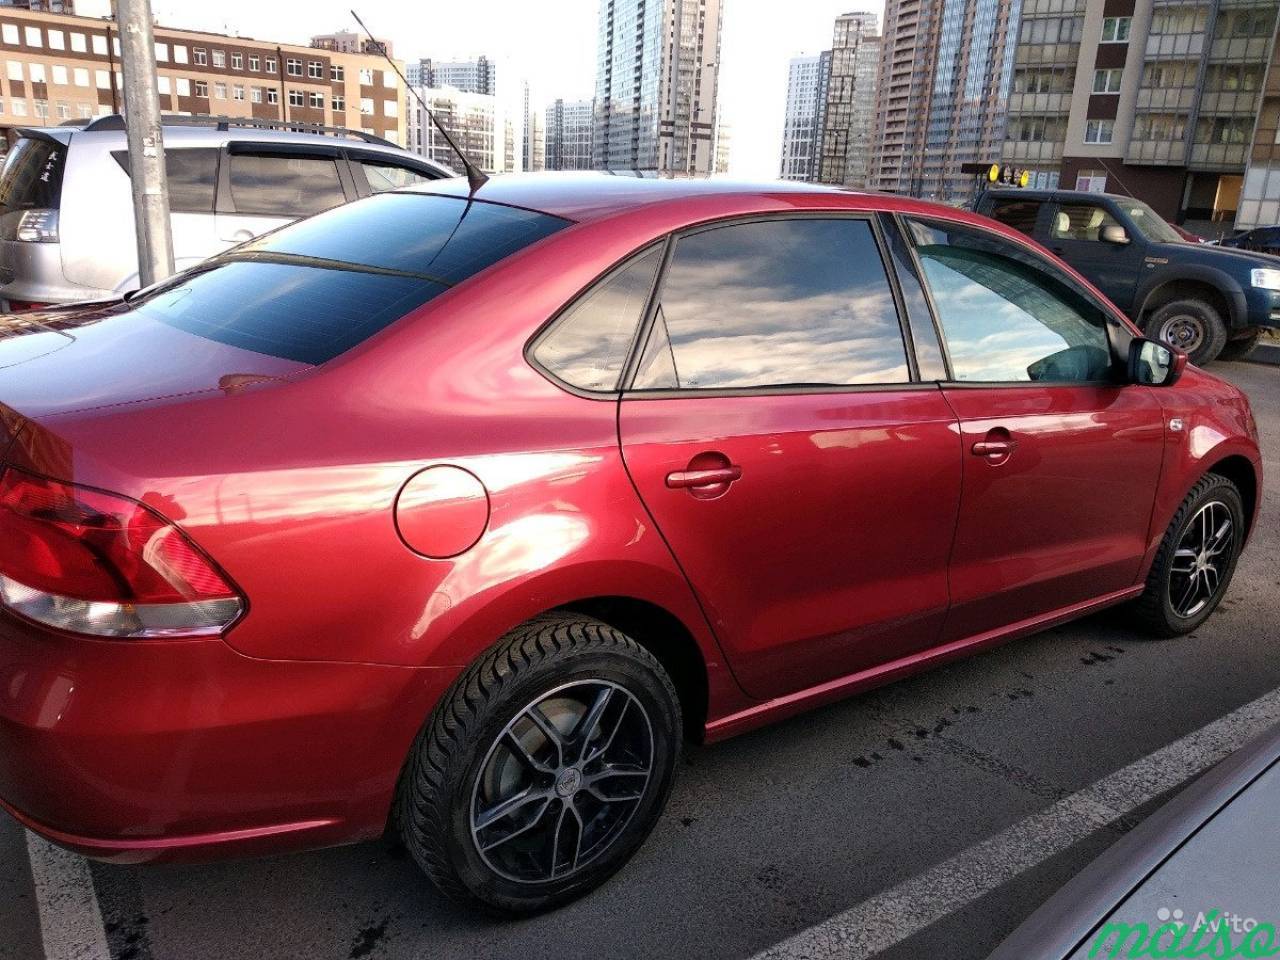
[79,0,883,179]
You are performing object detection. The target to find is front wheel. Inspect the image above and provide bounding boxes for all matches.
[1145,299,1228,366]
[397,614,681,914]
[1128,474,1244,638]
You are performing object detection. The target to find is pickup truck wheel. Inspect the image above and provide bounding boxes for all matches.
[1145,299,1227,365]
[1217,329,1262,362]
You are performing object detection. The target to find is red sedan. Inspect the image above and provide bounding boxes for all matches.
[0,175,1262,913]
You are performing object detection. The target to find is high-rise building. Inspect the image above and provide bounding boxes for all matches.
[522,82,545,172]
[310,30,392,58]
[817,12,880,188]
[1238,31,1280,229]
[1002,0,1278,228]
[593,0,724,176]
[0,6,406,145]
[545,97,594,170]
[714,115,730,173]
[779,54,824,181]
[407,85,513,174]
[871,0,1019,200]
[406,56,496,95]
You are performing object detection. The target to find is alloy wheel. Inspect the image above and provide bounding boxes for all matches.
[1169,500,1234,619]
[469,680,654,884]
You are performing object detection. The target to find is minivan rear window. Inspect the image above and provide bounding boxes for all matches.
[129,193,569,365]
[0,136,65,211]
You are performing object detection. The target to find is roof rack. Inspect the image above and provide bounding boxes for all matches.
[78,113,397,148]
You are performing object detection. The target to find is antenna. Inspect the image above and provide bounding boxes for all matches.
[350,10,490,194]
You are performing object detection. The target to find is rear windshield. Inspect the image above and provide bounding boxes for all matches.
[129,193,569,365]
[0,136,65,211]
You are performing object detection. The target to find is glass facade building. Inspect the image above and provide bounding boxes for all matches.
[779,54,825,181]
[546,98,595,171]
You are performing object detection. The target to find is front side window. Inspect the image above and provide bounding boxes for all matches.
[907,219,1114,383]
[632,217,909,390]
[1050,203,1122,242]
[985,199,1042,237]
[533,246,663,392]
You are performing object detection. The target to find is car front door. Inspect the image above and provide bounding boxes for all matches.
[214,144,353,248]
[902,216,1165,642]
[616,216,963,701]
[1043,200,1147,312]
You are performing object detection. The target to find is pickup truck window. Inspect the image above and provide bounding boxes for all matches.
[1050,204,1122,242]
[986,199,1041,238]
[1119,199,1184,244]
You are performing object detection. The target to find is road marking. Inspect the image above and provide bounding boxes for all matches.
[24,830,110,960]
[753,685,1280,960]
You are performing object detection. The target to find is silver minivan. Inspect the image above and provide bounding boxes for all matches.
[0,115,451,309]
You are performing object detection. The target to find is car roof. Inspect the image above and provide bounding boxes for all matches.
[410,171,883,222]
[984,187,1138,204]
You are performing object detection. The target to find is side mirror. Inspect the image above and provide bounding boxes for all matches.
[1128,337,1186,387]
[1101,224,1130,245]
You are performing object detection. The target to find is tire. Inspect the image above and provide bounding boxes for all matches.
[1217,329,1262,362]
[397,614,682,914]
[1144,298,1228,366]
[1128,474,1244,638]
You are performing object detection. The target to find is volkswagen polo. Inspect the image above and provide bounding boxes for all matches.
[0,174,1262,914]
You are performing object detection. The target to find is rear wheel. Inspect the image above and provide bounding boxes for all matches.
[1145,298,1228,365]
[1129,474,1244,637]
[397,614,681,914]
[1217,329,1262,362]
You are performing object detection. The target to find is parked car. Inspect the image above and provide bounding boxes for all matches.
[976,188,1280,364]
[1168,222,1207,244]
[0,114,451,310]
[990,723,1280,960]
[0,175,1261,914]
[1219,225,1280,258]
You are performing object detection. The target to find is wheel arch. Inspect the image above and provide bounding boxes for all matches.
[1205,453,1260,538]
[1136,270,1246,331]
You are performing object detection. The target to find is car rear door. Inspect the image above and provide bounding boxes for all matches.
[901,216,1165,642]
[1043,199,1147,312]
[616,215,963,701]
[214,142,355,246]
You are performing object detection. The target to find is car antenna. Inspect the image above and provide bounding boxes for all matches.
[350,10,490,195]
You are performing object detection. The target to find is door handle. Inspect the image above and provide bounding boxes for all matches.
[665,466,742,489]
[971,441,1014,457]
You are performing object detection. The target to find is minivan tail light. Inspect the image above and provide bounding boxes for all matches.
[0,468,243,638]
[14,209,59,243]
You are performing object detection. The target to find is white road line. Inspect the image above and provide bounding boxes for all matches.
[24,830,111,960]
[753,685,1280,960]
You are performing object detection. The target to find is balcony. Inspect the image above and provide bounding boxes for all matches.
[1125,138,1188,165]
[1146,33,1204,57]
[1189,141,1249,169]
[1135,86,1198,111]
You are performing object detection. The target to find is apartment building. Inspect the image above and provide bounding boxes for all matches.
[405,56,495,95]
[1238,33,1280,228]
[545,96,593,170]
[870,0,1019,200]
[309,29,392,58]
[817,12,880,188]
[0,6,406,145]
[407,84,514,174]
[1002,0,1279,227]
[779,53,824,181]
[593,0,724,176]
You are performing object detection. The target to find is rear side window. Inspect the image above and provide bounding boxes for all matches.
[632,218,909,390]
[1050,203,1122,242]
[0,136,65,211]
[985,199,1041,237]
[532,245,663,392]
[228,153,345,216]
[356,159,434,193]
[129,193,568,365]
[112,148,219,213]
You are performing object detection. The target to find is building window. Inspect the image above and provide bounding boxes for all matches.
[1084,119,1114,144]
[33,99,47,119]
[173,44,187,64]
[70,32,85,52]
[267,88,278,104]
[73,67,88,87]
[382,70,395,87]
[266,57,277,74]
[24,26,42,48]
[78,103,91,118]
[359,67,373,85]
[11,99,25,116]
[1092,68,1122,93]
[309,91,324,108]
[330,64,344,82]
[155,41,168,61]
[194,47,207,65]
[0,23,16,45]
[231,52,243,70]
[1075,170,1108,192]
[5,61,18,82]
[212,50,226,68]
[27,62,44,83]
[308,60,323,79]
[95,68,109,89]
[48,29,64,50]
[249,54,259,71]
[360,96,374,114]
[176,77,189,96]
[1100,16,1131,42]
[383,99,396,117]
[56,100,69,119]
[51,64,67,85]
[91,33,106,55]
[233,84,245,101]
[251,86,262,103]
[214,82,227,100]
[286,58,302,77]
[157,75,170,95]
[288,89,304,107]
[332,94,345,111]
[195,79,208,97]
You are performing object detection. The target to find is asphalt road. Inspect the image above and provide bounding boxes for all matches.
[3,358,1278,960]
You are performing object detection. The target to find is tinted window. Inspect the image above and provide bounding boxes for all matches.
[129,194,568,364]
[1050,203,1121,242]
[632,218,909,390]
[533,246,662,392]
[113,148,218,213]
[986,199,1041,237]
[357,159,432,193]
[228,153,345,216]
[908,219,1114,383]
[0,136,64,210]
[240,192,567,281]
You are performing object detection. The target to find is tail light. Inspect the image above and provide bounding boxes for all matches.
[13,209,59,243]
[0,468,243,638]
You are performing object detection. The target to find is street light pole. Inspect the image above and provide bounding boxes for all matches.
[116,0,173,286]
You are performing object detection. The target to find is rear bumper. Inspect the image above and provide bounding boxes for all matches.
[0,611,457,863]
[0,239,112,307]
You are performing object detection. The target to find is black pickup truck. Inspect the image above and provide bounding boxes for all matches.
[976,188,1280,364]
